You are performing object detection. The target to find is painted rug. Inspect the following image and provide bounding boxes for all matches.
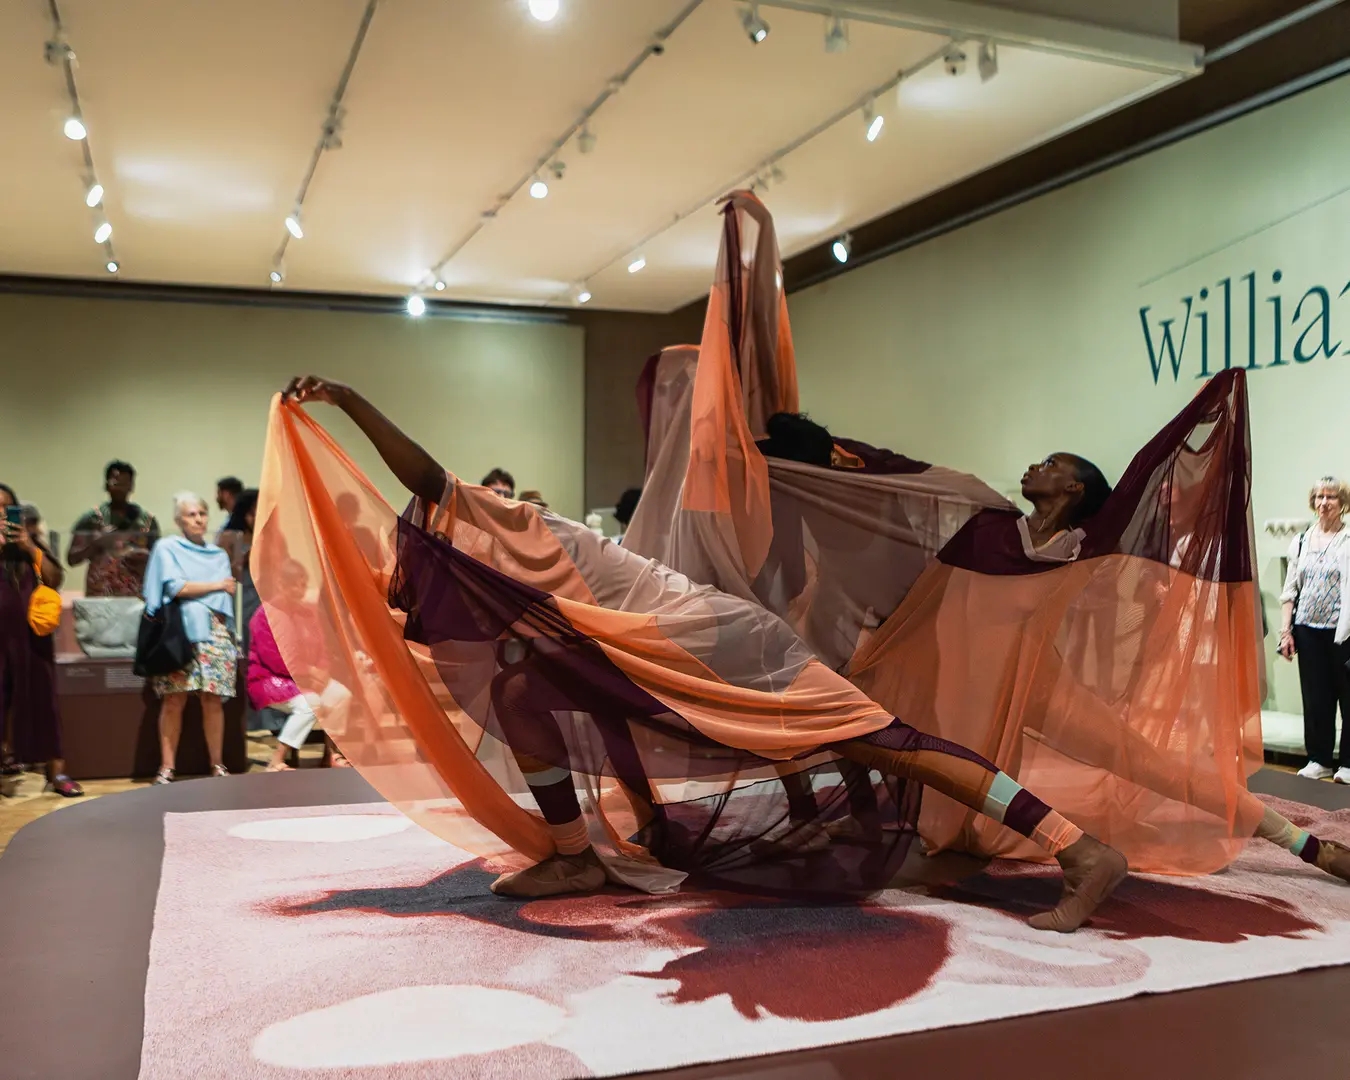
[138,797,1350,1079]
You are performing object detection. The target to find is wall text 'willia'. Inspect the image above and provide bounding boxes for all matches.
[1139,271,1347,384]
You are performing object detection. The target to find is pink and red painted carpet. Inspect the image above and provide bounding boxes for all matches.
[138,796,1350,1079]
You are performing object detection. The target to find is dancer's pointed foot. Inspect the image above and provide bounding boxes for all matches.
[490,847,606,898]
[1315,839,1350,883]
[1028,835,1128,933]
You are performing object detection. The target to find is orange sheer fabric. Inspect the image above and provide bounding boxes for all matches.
[255,398,914,893]
[253,401,553,866]
[627,189,1267,875]
[681,193,799,581]
[856,371,1266,874]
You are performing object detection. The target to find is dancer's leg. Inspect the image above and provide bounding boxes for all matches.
[1034,655,1350,877]
[1253,804,1350,880]
[835,721,1128,932]
[487,658,665,898]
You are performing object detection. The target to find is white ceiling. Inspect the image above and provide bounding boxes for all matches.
[0,0,1198,312]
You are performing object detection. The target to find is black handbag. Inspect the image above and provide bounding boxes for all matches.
[133,600,192,677]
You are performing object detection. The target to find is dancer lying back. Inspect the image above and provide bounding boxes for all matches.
[758,420,1350,884]
[275,374,1127,932]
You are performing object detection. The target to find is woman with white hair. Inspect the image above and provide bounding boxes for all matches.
[1279,475,1350,784]
[142,492,237,783]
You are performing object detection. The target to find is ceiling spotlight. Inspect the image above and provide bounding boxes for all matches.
[93,221,112,244]
[433,279,446,291]
[549,160,566,180]
[740,3,769,44]
[770,163,786,184]
[106,260,118,274]
[575,287,592,304]
[44,37,75,66]
[943,44,968,77]
[528,0,560,21]
[529,177,549,199]
[863,101,883,143]
[831,233,852,264]
[63,116,87,140]
[406,294,427,317]
[627,256,646,274]
[577,124,596,154]
[85,182,103,208]
[321,106,347,151]
[269,268,284,284]
[824,15,849,53]
[284,211,304,239]
[978,40,998,82]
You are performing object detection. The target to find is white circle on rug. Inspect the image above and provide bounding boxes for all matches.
[228,815,414,843]
[252,985,568,1068]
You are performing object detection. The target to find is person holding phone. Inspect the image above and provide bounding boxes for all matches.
[68,460,160,597]
[0,484,81,798]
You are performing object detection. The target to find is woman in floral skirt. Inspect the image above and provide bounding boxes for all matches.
[142,492,237,783]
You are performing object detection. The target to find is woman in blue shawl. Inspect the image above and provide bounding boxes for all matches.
[142,492,237,783]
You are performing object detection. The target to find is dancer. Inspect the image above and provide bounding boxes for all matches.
[266,374,1128,932]
[626,190,1350,884]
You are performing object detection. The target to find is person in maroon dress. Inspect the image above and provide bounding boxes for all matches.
[0,484,81,797]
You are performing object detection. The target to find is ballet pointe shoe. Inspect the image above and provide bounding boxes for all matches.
[1028,836,1129,934]
[1315,839,1350,883]
[490,847,607,899]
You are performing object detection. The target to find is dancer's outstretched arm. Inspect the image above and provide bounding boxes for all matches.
[283,376,445,504]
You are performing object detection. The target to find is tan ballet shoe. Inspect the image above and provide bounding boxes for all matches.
[490,848,607,899]
[1315,839,1350,883]
[1028,835,1128,933]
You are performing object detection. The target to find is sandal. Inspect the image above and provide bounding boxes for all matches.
[210,764,230,778]
[46,774,84,798]
[264,761,293,772]
[153,767,175,785]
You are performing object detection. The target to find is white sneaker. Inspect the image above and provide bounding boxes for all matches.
[1297,761,1334,780]
[1334,767,1350,785]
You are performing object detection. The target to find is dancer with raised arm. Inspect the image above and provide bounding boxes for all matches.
[257,374,1130,932]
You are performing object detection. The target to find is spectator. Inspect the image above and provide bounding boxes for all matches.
[336,491,382,566]
[220,490,262,728]
[519,490,548,509]
[247,560,352,771]
[0,485,81,797]
[69,460,160,597]
[614,487,642,546]
[219,489,258,581]
[142,493,237,783]
[1279,475,1350,784]
[481,468,515,499]
[215,477,243,544]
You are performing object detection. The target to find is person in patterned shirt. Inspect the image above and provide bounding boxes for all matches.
[68,461,160,597]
